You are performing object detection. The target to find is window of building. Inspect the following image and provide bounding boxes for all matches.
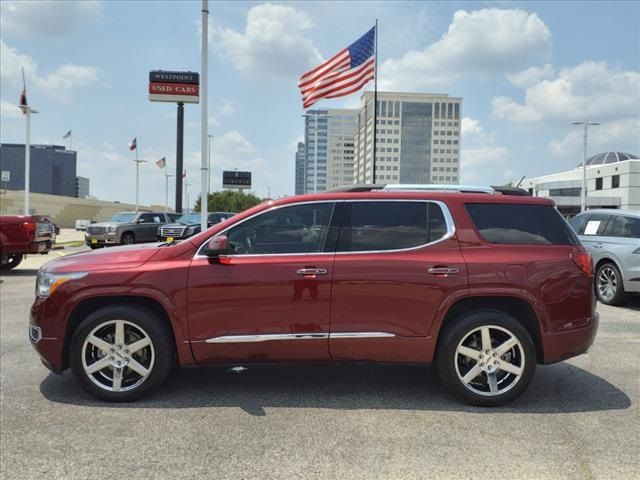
[434,103,440,118]
[337,201,448,252]
[595,177,603,190]
[612,175,620,188]
[466,204,579,245]
[454,103,460,119]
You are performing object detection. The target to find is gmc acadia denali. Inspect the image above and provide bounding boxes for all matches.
[29,185,598,406]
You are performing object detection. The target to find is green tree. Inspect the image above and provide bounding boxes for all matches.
[193,190,263,214]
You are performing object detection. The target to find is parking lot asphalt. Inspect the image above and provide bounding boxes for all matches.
[1,250,639,479]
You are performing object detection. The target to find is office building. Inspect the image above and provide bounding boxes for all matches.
[75,176,90,198]
[522,152,640,215]
[0,143,77,197]
[303,108,357,193]
[294,142,305,195]
[354,92,462,185]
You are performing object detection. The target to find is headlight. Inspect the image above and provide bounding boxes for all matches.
[108,225,118,233]
[185,226,196,235]
[36,271,87,298]
[634,247,640,254]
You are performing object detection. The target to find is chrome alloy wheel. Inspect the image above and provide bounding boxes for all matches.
[454,325,525,397]
[81,320,155,392]
[597,266,618,302]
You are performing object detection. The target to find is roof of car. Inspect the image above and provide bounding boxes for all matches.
[577,209,640,218]
[268,190,555,208]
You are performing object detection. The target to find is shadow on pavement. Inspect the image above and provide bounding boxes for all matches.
[41,362,631,416]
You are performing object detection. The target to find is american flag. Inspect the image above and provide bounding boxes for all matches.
[298,26,375,109]
[128,137,137,151]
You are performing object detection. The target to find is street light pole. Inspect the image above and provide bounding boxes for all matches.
[571,121,600,213]
[208,134,213,195]
[165,171,175,213]
[134,147,147,213]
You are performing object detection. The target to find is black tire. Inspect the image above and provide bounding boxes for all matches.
[595,262,626,306]
[121,232,135,245]
[69,304,175,402]
[0,253,23,271]
[437,309,536,407]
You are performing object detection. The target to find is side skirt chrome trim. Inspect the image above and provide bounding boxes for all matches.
[204,332,396,344]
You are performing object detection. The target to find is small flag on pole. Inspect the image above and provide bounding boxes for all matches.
[298,26,376,109]
[19,67,28,115]
[156,157,166,168]
[128,137,137,151]
[63,130,72,139]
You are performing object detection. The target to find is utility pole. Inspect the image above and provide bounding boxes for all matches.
[134,145,147,212]
[200,0,209,230]
[571,121,600,212]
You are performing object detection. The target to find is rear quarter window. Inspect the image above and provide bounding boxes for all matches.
[465,203,579,245]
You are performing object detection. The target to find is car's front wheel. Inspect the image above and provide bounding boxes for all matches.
[121,232,135,245]
[595,262,625,306]
[69,305,174,401]
[437,310,536,406]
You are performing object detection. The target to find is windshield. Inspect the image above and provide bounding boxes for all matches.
[177,213,200,223]
[109,213,137,223]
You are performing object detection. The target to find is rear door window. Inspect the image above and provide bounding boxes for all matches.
[465,203,579,245]
[337,201,449,252]
[603,215,640,238]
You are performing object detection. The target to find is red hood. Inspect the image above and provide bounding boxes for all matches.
[42,243,161,273]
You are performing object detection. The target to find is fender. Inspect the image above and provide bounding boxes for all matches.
[429,287,547,341]
[64,284,195,366]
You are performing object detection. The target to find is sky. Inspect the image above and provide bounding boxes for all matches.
[1,0,639,208]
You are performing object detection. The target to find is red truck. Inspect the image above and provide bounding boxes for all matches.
[0,215,55,270]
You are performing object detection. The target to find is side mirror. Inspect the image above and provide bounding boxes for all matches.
[206,235,230,261]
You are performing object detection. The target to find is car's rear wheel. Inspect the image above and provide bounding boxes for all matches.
[121,232,135,245]
[69,305,174,401]
[0,253,23,271]
[595,262,625,306]
[437,310,536,406]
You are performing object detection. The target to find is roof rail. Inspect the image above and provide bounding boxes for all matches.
[325,184,532,196]
[381,184,494,194]
[327,184,386,192]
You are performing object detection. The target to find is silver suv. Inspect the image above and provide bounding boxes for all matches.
[85,212,176,248]
[569,209,640,305]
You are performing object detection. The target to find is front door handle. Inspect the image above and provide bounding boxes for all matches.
[428,267,460,276]
[296,267,328,276]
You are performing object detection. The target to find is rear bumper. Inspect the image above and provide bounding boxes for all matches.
[28,240,52,254]
[541,312,599,364]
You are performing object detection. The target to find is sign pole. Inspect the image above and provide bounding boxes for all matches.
[201,0,209,230]
[176,102,184,213]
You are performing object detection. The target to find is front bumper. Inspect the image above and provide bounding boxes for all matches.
[541,311,599,364]
[85,232,118,246]
[29,296,66,373]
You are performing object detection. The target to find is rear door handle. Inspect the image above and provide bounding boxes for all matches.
[296,267,328,276]
[428,267,460,276]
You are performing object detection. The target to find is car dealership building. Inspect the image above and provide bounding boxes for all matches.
[521,152,640,216]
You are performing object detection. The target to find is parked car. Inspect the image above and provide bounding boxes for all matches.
[158,211,236,242]
[30,185,598,406]
[0,215,55,270]
[568,209,640,305]
[85,212,174,248]
[75,219,96,231]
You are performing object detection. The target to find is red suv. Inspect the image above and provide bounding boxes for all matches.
[29,186,598,406]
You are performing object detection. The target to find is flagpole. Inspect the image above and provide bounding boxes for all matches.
[25,108,31,215]
[135,145,139,212]
[372,19,378,185]
[69,131,72,151]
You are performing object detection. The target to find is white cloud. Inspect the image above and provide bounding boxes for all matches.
[0,0,103,38]
[213,3,322,77]
[460,116,510,183]
[0,40,99,102]
[506,64,555,88]
[208,100,236,127]
[380,8,552,90]
[0,99,23,120]
[493,61,640,123]
[548,118,640,158]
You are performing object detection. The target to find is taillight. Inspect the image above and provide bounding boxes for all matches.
[571,252,593,276]
[22,222,36,237]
